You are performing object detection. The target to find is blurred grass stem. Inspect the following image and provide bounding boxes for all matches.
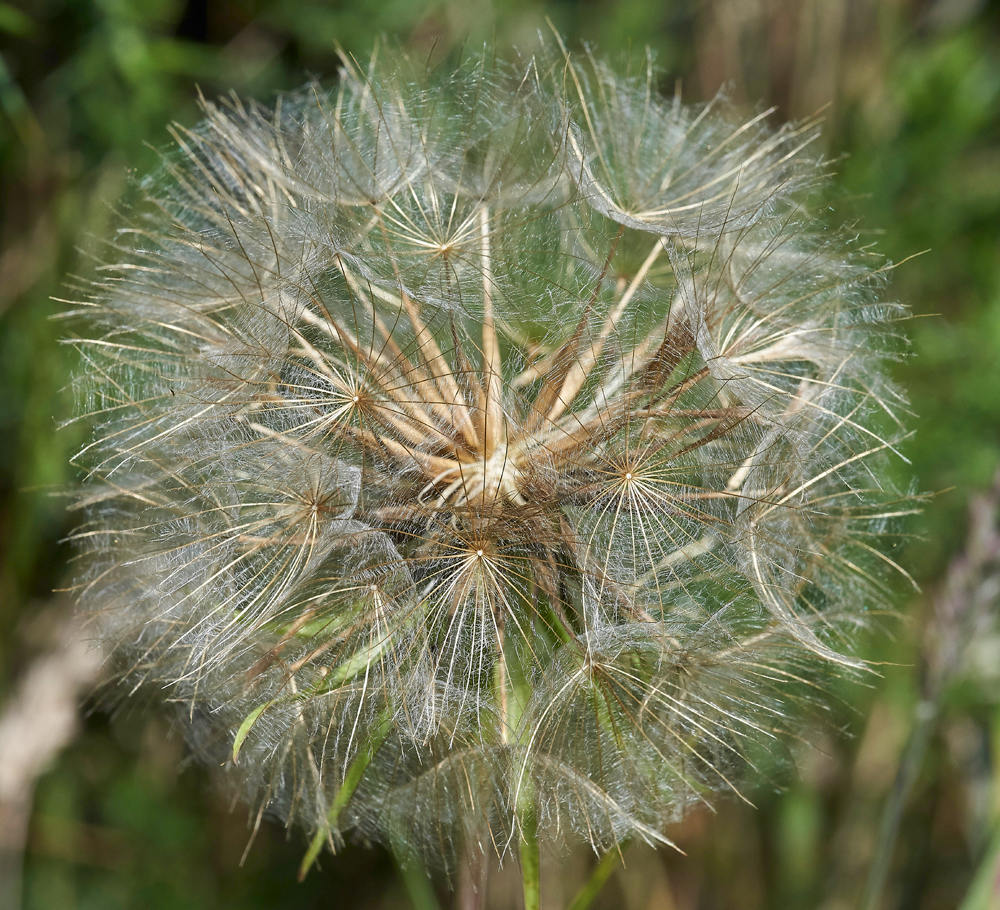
[863,474,1000,910]
[860,700,937,910]
[567,843,629,910]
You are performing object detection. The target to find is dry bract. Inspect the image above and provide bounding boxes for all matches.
[69,46,910,871]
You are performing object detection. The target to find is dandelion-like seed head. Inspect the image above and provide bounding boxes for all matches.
[70,45,910,873]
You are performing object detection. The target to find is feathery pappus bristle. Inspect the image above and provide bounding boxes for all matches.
[67,43,913,874]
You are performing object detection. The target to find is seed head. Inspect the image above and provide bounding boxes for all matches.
[70,46,910,870]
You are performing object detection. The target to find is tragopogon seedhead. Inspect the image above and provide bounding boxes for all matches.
[70,43,911,877]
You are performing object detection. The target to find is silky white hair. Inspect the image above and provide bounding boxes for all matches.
[68,43,913,874]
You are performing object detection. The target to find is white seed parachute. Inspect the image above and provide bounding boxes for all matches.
[69,45,912,874]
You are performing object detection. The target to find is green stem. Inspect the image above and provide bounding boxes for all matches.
[393,850,442,910]
[958,823,1000,910]
[860,701,936,910]
[519,805,540,910]
[298,713,391,880]
[504,605,541,910]
[568,845,627,910]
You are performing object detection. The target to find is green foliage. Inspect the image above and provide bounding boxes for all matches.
[837,26,1000,576]
[3,1,1000,908]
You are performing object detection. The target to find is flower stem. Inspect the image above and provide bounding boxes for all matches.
[519,803,540,910]
[568,845,628,910]
[393,850,442,910]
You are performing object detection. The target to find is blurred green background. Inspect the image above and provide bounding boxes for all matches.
[2,0,1000,907]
